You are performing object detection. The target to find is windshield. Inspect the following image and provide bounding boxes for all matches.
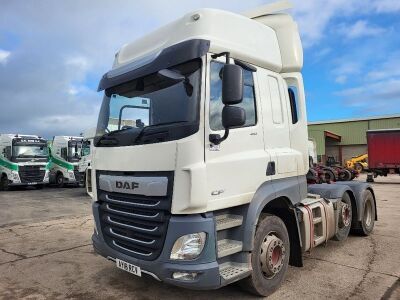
[68,143,82,162]
[13,145,49,158]
[81,140,91,157]
[96,59,202,145]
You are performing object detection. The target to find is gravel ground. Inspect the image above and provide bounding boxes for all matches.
[0,175,399,299]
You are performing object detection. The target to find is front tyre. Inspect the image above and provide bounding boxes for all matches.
[0,175,9,191]
[56,173,64,188]
[240,215,290,297]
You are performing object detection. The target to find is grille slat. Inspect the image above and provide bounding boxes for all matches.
[19,165,46,183]
[97,171,173,261]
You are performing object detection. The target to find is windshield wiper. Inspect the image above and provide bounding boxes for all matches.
[133,121,188,144]
[96,126,136,145]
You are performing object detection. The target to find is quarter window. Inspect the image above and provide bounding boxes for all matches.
[288,86,299,124]
[209,61,257,131]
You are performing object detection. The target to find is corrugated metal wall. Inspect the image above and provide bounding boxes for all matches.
[308,117,400,155]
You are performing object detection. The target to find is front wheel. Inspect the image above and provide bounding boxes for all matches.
[0,175,9,191]
[239,215,290,297]
[355,163,363,173]
[56,173,64,188]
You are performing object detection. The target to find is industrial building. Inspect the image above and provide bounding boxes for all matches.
[308,114,400,165]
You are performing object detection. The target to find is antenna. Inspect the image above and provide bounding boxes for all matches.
[242,0,293,19]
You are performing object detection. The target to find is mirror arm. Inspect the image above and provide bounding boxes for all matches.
[209,129,229,145]
[211,52,230,64]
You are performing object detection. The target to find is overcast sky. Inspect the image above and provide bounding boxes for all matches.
[1,0,400,138]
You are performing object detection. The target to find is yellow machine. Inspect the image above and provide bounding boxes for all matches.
[346,154,368,172]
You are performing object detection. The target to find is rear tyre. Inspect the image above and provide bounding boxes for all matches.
[56,173,64,188]
[239,215,290,297]
[333,193,352,241]
[355,163,363,173]
[342,169,352,181]
[0,175,9,191]
[353,190,375,236]
[324,170,335,183]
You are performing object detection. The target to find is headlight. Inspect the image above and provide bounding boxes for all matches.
[11,171,20,181]
[170,232,206,260]
[68,171,75,179]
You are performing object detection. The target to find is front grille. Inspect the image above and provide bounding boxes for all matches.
[97,171,173,261]
[19,165,45,183]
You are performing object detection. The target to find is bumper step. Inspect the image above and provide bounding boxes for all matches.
[219,262,251,283]
[215,214,243,231]
[217,239,243,258]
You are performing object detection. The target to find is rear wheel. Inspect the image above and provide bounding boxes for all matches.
[239,215,290,297]
[56,173,64,188]
[353,190,375,236]
[341,169,352,181]
[324,170,335,183]
[333,193,352,241]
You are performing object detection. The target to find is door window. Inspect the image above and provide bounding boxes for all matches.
[209,61,257,131]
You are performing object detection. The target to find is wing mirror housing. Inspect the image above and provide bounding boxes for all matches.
[222,64,243,105]
[209,55,246,145]
[222,106,246,128]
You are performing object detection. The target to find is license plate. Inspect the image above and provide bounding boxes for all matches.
[116,258,141,277]
[27,182,37,185]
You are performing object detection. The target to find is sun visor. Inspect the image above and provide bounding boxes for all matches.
[98,39,210,92]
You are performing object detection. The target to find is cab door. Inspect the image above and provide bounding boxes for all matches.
[205,55,271,212]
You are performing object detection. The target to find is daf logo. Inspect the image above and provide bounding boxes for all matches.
[116,181,139,190]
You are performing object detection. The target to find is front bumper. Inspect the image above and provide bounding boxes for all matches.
[92,202,221,289]
[9,181,45,186]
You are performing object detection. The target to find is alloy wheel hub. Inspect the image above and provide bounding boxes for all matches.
[260,233,286,278]
[341,203,351,227]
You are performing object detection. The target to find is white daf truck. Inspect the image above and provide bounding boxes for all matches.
[49,136,83,187]
[89,2,377,296]
[78,128,96,186]
[0,134,50,190]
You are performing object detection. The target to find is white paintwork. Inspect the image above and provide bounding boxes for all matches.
[308,138,317,165]
[92,4,309,214]
[50,136,83,183]
[78,128,96,174]
[113,8,283,73]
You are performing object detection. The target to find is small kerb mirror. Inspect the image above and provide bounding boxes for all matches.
[222,106,246,128]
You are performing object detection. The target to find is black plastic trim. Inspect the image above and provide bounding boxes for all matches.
[98,39,210,92]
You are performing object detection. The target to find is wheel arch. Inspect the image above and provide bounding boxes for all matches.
[243,177,304,267]
[335,181,378,221]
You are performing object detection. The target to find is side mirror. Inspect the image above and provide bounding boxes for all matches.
[222,64,243,105]
[222,106,246,128]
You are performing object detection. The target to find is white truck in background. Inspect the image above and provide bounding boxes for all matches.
[49,136,83,187]
[78,128,96,187]
[0,134,49,190]
[88,2,377,296]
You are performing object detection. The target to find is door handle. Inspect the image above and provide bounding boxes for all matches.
[266,161,276,176]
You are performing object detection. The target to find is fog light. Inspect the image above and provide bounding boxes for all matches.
[170,232,206,260]
[172,272,198,281]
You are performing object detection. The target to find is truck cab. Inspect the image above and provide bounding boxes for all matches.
[78,128,96,186]
[89,3,377,297]
[0,134,50,190]
[49,136,83,187]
